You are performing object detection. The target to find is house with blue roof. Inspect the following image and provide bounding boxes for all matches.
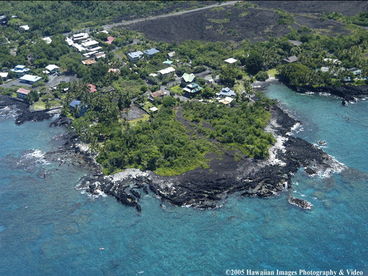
[144,48,160,57]
[127,51,144,62]
[69,100,87,117]
[217,87,236,98]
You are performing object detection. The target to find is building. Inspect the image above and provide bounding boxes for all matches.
[87,83,97,93]
[42,37,52,44]
[0,15,8,25]
[168,51,176,58]
[181,73,195,86]
[163,59,173,65]
[149,90,168,101]
[82,40,99,49]
[72,33,89,41]
[95,52,106,59]
[320,67,330,73]
[157,67,175,79]
[82,59,96,65]
[144,48,160,57]
[0,72,9,79]
[19,25,30,31]
[217,87,236,97]
[11,65,30,76]
[108,68,120,74]
[45,64,60,74]
[69,99,87,117]
[288,40,303,46]
[224,58,238,64]
[149,106,158,112]
[16,88,31,99]
[218,96,234,105]
[348,68,362,76]
[323,58,341,65]
[127,51,144,62]
[19,74,42,84]
[183,83,202,97]
[105,36,115,44]
[283,55,298,63]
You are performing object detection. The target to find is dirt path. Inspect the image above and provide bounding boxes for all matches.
[104,1,239,30]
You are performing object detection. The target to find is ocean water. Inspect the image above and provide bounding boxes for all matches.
[0,84,367,275]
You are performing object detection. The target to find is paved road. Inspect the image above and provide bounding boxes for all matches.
[104,1,239,29]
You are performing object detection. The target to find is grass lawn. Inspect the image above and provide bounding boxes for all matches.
[169,85,183,95]
[128,114,150,126]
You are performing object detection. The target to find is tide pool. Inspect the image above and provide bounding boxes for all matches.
[0,84,367,275]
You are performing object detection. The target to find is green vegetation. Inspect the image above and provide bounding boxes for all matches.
[96,105,212,175]
[183,98,275,159]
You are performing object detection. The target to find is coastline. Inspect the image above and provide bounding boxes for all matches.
[0,92,342,212]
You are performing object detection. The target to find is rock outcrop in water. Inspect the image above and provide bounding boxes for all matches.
[289,84,368,102]
[74,105,341,211]
[0,95,53,124]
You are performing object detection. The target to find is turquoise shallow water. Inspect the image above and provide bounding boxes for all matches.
[0,84,367,275]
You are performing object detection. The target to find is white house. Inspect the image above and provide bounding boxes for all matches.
[20,25,30,31]
[45,64,60,74]
[224,58,238,64]
[19,74,42,84]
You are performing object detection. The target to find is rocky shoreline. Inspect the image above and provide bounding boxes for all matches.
[0,95,53,124]
[1,94,343,212]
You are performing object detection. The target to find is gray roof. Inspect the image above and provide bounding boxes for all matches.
[283,56,298,63]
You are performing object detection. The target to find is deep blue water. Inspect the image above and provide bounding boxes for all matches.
[0,84,367,275]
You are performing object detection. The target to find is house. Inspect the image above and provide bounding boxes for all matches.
[348,68,362,76]
[95,52,106,59]
[283,55,298,63]
[224,58,238,64]
[19,25,30,31]
[183,83,202,97]
[0,72,9,79]
[217,87,236,97]
[105,36,115,44]
[149,106,158,112]
[323,58,341,65]
[72,33,89,41]
[181,73,195,86]
[127,51,144,62]
[82,40,99,49]
[108,68,120,74]
[163,59,173,65]
[288,40,303,46]
[11,65,30,76]
[218,96,234,105]
[0,15,8,25]
[144,48,160,57]
[45,64,60,74]
[149,90,168,101]
[320,67,330,73]
[82,59,96,65]
[19,74,42,84]
[168,51,176,58]
[87,84,97,93]
[42,37,52,44]
[204,75,214,83]
[157,67,175,79]
[16,88,31,99]
[69,99,87,117]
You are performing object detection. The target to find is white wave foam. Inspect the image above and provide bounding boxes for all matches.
[0,106,18,119]
[267,135,287,167]
[18,149,50,166]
